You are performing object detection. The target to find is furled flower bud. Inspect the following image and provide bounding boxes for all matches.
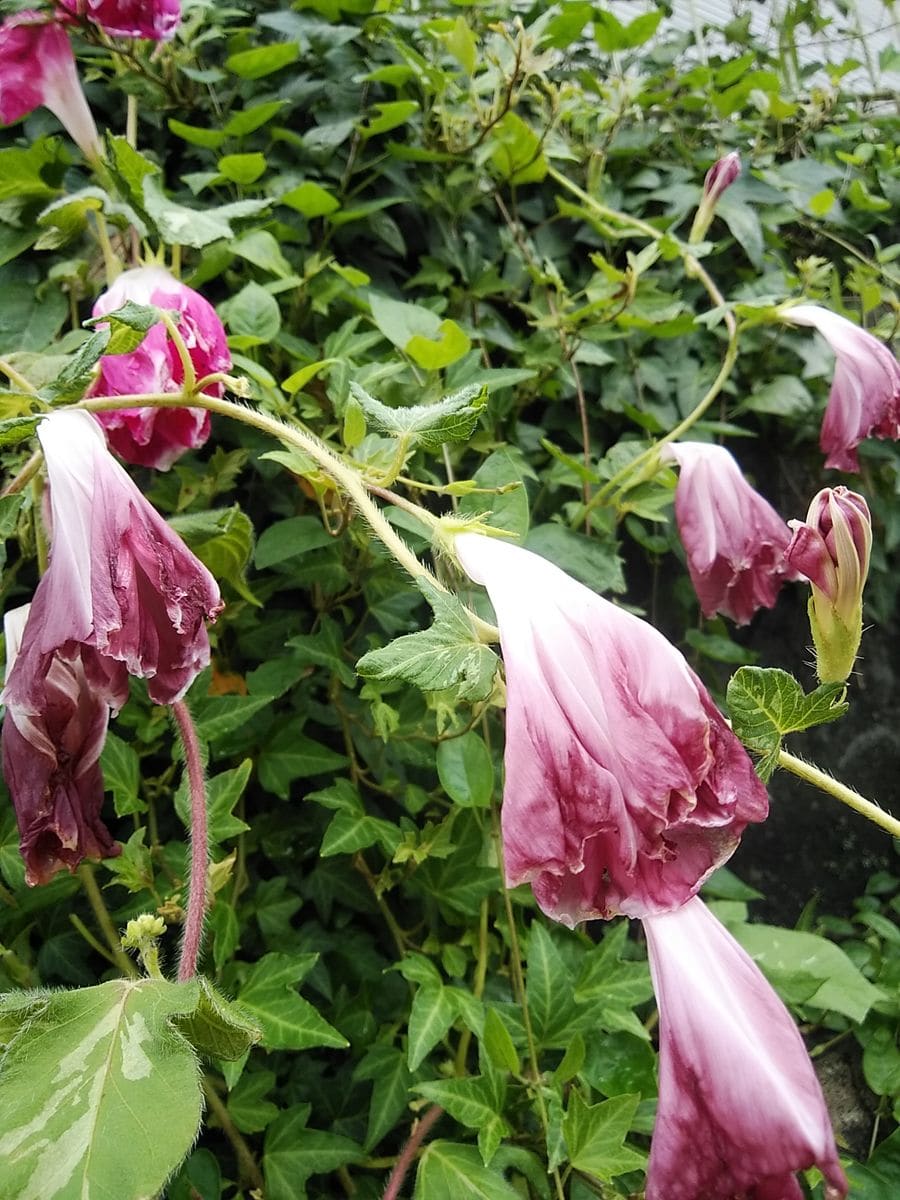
[782,303,900,472]
[689,150,741,242]
[58,0,181,42]
[0,10,101,162]
[1,605,118,886]
[454,533,769,924]
[642,896,847,1200]
[90,266,231,470]
[3,410,223,715]
[662,442,799,625]
[786,486,872,683]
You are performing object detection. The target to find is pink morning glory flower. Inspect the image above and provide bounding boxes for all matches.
[454,533,769,924]
[3,410,223,716]
[663,442,799,625]
[643,896,847,1200]
[784,303,900,472]
[90,266,231,470]
[58,0,181,42]
[0,10,101,162]
[2,604,118,886]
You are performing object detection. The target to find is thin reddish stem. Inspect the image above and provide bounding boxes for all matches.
[172,699,208,981]
[382,1105,443,1200]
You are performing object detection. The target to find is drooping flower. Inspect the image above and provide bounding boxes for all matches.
[454,533,769,925]
[662,441,799,625]
[3,410,223,716]
[786,486,872,683]
[782,303,900,472]
[642,896,848,1200]
[2,605,118,886]
[0,10,101,162]
[90,266,231,470]
[690,150,741,242]
[58,0,181,42]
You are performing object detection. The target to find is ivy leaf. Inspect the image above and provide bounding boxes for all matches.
[356,579,498,702]
[414,1141,522,1199]
[414,1076,509,1165]
[169,505,259,606]
[0,978,203,1200]
[349,381,485,451]
[354,1044,414,1152]
[264,1104,362,1200]
[237,952,348,1051]
[726,667,849,782]
[563,1091,646,1179]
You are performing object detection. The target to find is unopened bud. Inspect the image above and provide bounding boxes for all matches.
[690,151,742,243]
[786,486,871,683]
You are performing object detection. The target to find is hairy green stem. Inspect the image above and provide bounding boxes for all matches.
[778,750,900,839]
[172,699,208,981]
[0,357,38,394]
[79,390,499,641]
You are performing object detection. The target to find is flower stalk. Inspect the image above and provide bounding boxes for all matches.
[172,699,208,982]
[778,749,900,839]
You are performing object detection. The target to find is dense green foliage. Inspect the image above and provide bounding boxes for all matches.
[0,1,898,1197]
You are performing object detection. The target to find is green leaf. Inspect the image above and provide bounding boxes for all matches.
[224,101,286,137]
[257,727,349,800]
[406,319,472,371]
[524,524,625,595]
[143,176,268,249]
[264,1104,362,1200]
[169,505,259,606]
[0,138,66,204]
[238,953,348,1051]
[488,111,547,184]
[354,1044,414,1151]
[226,43,301,80]
[279,181,341,218]
[437,732,494,808]
[847,178,890,213]
[563,1091,646,1180]
[482,1007,521,1076]
[0,283,68,357]
[191,693,275,742]
[233,229,292,278]
[726,667,849,781]
[101,732,144,816]
[408,983,457,1070]
[595,8,664,51]
[730,923,884,1022]
[176,976,261,1061]
[0,415,39,448]
[254,514,334,569]
[349,381,485,450]
[168,119,226,149]
[221,281,281,347]
[227,1068,279,1134]
[847,1128,900,1199]
[414,1076,509,1165]
[86,300,162,355]
[358,100,420,139]
[218,153,267,185]
[320,809,401,857]
[414,1141,522,1199]
[458,448,531,538]
[0,978,202,1200]
[357,579,498,702]
[526,923,579,1046]
[176,760,252,846]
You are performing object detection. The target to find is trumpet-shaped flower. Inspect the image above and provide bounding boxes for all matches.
[90,266,230,469]
[454,534,768,924]
[58,0,181,41]
[786,486,872,683]
[2,605,118,886]
[783,304,900,472]
[0,10,101,161]
[3,410,222,715]
[643,896,847,1200]
[663,442,798,624]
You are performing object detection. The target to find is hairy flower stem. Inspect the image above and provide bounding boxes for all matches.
[172,699,208,982]
[81,391,499,642]
[778,750,900,838]
[382,1104,444,1200]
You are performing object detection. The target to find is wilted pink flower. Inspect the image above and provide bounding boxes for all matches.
[2,605,118,886]
[784,303,900,472]
[3,410,223,715]
[643,896,847,1200]
[58,0,181,41]
[662,442,799,624]
[787,486,872,683]
[454,533,768,924]
[90,266,230,470]
[0,10,101,162]
[703,150,741,204]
